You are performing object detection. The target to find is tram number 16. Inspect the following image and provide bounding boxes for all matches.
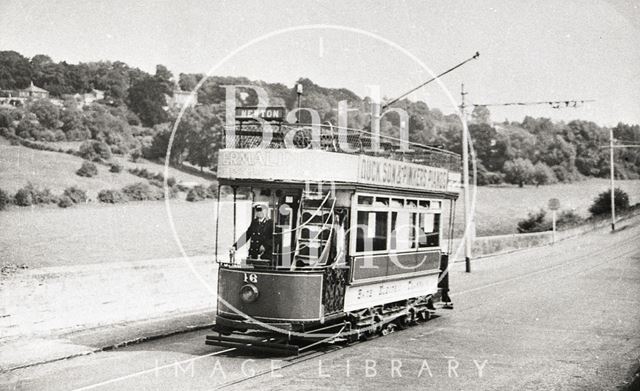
[243,273,258,284]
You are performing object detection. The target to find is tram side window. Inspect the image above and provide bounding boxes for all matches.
[390,211,416,250]
[356,211,388,252]
[417,213,440,248]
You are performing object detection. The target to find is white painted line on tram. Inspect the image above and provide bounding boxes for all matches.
[70,348,236,391]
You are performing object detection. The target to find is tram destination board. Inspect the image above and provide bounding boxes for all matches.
[235,106,286,121]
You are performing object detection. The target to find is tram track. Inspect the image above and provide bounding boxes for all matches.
[212,224,640,389]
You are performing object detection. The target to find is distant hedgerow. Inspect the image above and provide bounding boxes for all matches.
[57,195,74,208]
[14,183,58,206]
[121,182,162,201]
[63,186,87,204]
[186,184,216,202]
[97,189,127,204]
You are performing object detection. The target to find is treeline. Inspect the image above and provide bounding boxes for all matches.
[1,50,639,183]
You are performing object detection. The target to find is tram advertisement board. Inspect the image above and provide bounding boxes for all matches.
[218,149,455,193]
[358,155,449,191]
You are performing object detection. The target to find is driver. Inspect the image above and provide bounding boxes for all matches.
[230,204,273,260]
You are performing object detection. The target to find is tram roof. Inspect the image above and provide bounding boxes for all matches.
[219,122,462,195]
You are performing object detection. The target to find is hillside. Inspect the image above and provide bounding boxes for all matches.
[1,49,639,186]
[0,141,209,201]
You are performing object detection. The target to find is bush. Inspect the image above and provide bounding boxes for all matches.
[148,179,179,198]
[186,184,216,202]
[0,188,10,210]
[588,188,630,217]
[109,163,123,173]
[130,148,142,162]
[14,183,58,206]
[121,182,162,201]
[76,161,98,177]
[517,209,552,233]
[97,189,126,203]
[63,186,87,204]
[57,195,74,208]
[14,187,33,206]
[556,209,584,229]
[79,140,112,162]
[53,129,67,142]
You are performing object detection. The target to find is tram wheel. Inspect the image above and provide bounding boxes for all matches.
[396,315,412,330]
[380,323,397,336]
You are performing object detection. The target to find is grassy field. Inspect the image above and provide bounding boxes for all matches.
[0,143,211,200]
[1,178,638,269]
[453,179,640,236]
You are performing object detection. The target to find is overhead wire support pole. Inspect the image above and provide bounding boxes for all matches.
[460,83,472,273]
[382,51,480,110]
[598,139,640,231]
[610,127,616,231]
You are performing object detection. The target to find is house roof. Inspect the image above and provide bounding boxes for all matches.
[21,81,48,93]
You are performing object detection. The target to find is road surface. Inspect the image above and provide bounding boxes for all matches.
[2,217,639,390]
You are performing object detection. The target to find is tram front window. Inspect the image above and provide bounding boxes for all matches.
[230,187,275,262]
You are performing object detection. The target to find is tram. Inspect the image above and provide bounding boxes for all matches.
[206,106,461,354]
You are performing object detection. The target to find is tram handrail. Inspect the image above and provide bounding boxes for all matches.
[226,120,462,172]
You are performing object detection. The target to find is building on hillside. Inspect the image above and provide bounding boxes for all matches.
[64,89,106,109]
[18,82,50,100]
[82,89,105,105]
[165,89,197,109]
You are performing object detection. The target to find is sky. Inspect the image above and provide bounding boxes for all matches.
[1,0,639,126]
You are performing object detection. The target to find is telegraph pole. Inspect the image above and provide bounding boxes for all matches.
[609,127,616,231]
[461,83,472,273]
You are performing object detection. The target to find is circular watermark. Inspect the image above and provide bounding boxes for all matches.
[162,24,478,340]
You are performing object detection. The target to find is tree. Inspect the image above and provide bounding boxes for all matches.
[532,162,557,186]
[185,108,224,171]
[469,123,507,172]
[178,73,201,91]
[0,51,32,89]
[471,105,491,125]
[588,188,630,216]
[28,99,61,129]
[127,76,168,127]
[154,64,174,94]
[503,158,534,187]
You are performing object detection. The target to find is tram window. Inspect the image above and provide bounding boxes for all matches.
[417,213,440,248]
[356,211,388,252]
[358,195,374,205]
[419,200,430,208]
[375,197,389,206]
[391,198,404,207]
[390,211,416,251]
[406,199,417,208]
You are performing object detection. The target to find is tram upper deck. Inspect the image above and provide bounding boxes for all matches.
[219,120,462,197]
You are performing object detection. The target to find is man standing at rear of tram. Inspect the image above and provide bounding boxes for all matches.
[230,204,274,260]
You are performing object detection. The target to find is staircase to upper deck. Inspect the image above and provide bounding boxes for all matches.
[294,189,336,266]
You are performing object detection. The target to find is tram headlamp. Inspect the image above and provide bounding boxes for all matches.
[240,284,259,303]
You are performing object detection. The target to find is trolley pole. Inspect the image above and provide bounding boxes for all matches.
[460,83,472,273]
[609,127,616,231]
